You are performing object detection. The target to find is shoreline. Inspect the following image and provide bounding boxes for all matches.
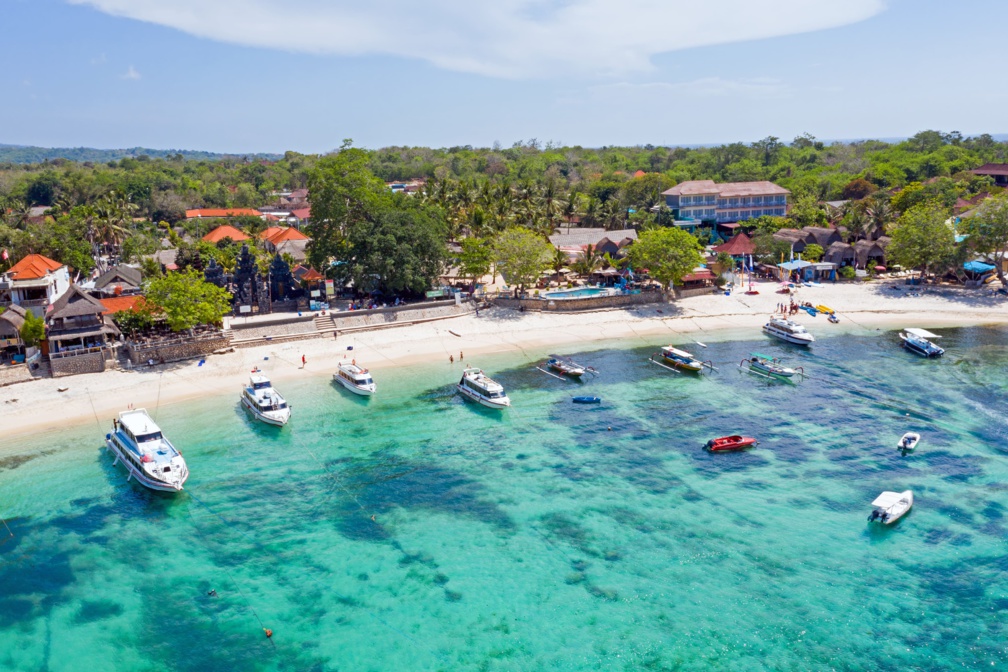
[2,279,1005,442]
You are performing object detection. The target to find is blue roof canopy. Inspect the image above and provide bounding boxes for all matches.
[963,260,995,273]
[777,260,813,271]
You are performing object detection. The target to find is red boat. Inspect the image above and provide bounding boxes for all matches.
[705,435,758,452]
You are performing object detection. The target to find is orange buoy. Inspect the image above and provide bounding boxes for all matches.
[264,628,273,638]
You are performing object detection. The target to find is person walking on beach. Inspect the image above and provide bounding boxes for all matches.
[450,354,454,364]
[460,351,464,362]
[301,354,306,368]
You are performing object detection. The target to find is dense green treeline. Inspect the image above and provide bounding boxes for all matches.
[0,144,280,164]
[1,131,1006,221]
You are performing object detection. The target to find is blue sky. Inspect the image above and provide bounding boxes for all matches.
[1,0,1006,153]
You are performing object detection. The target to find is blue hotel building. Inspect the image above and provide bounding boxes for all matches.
[661,180,790,227]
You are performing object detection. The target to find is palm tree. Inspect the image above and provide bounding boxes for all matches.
[541,179,560,234]
[551,247,569,282]
[573,243,603,277]
[601,199,625,231]
[563,191,580,232]
[864,195,893,240]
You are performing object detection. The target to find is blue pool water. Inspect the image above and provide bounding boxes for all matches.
[542,287,617,299]
[2,326,1008,670]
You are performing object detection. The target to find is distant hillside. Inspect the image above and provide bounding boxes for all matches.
[0,144,282,164]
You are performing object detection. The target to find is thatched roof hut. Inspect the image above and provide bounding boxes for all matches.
[824,241,856,266]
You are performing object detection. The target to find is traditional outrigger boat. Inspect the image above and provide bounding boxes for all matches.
[740,353,802,380]
[650,346,714,374]
[898,432,920,451]
[705,435,758,452]
[867,490,913,525]
[547,356,585,377]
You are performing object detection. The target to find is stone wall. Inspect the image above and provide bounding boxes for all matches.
[50,350,107,378]
[0,363,33,387]
[327,301,468,331]
[493,291,665,312]
[674,286,719,299]
[229,314,317,339]
[125,332,229,365]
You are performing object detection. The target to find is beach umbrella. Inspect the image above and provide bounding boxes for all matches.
[874,265,887,272]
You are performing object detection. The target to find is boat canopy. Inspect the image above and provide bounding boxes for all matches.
[904,328,941,339]
[871,491,906,508]
[750,352,778,361]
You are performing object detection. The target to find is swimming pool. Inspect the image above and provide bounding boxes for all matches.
[542,287,620,299]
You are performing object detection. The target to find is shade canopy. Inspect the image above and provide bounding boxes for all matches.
[963,260,996,273]
[778,260,813,271]
[905,328,941,339]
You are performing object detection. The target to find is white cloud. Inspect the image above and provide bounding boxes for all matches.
[68,0,885,79]
[121,65,141,80]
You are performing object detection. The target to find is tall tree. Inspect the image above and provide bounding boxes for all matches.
[887,204,955,279]
[145,270,232,332]
[493,227,553,296]
[959,194,1008,284]
[626,227,704,290]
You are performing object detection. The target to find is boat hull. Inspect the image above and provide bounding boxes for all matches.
[705,436,758,452]
[241,395,291,426]
[334,374,376,396]
[572,396,601,404]
[901,339,943,358]
[897,433,920,451]
[105,436,187,492]
[662,356,703,372]
[762,325,814,346]
[456,383,510,409]
[549,363,584,377]
[749,362,794,378]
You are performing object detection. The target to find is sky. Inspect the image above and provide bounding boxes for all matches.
[1,0,1006,154]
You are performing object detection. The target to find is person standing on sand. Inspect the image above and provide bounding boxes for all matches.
[450,355,454,364]
[301,354,306,367]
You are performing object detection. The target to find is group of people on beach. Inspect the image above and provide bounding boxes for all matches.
[776,301,799,316]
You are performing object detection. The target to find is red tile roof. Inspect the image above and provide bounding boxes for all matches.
[258,226,285,241]
[268,227,310,244]
[682,269,716,283]
[712,232,755,256]
[301,268,324,282]
[6,253,64,280]
[100,295,149,315]
[202,225,250,243]
[291,207,311,220]
[633,170,647,178]
[185,208,264,219]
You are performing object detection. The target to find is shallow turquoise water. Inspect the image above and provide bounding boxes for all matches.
[2,327,1007,671]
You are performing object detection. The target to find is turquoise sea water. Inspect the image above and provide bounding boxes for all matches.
[2,326,1007,671]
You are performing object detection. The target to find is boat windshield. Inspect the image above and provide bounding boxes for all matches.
[487,391,505,399]
[361,377,373,385]
[135,431,163,443]
[253,381,272,390]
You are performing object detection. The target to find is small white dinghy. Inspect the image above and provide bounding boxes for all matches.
[868,490,913,525]
[897,432,920,451]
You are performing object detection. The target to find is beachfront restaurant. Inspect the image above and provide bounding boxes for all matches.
[777,260,837,283]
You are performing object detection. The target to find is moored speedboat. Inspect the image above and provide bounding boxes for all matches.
[762,317,815,346]
[897,432,920,451]
[741,352,800,379]
[547,356,585,378]
[334,360,376,396]
[572,396,601,404]
[867,490,913,525]
[899,328,944,358]
[456,366,510,409]
[705,435,758,452]
[241,372,291,426]
[105,408,188,492]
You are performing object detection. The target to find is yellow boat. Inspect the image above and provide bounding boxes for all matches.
[816,305,835,315]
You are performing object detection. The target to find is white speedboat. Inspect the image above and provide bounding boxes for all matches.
[241,372,291,426]
[334,361,376,396]
[898,432,920,451]
[456,366,510,409]
[899,328,944,358]
[867,490,913,525]
[762,317,815,346]
[105,408,188,492]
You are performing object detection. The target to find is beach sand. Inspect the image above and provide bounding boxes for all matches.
[2,279,1004,440]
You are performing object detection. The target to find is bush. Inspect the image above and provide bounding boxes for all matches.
[839,265,856,280]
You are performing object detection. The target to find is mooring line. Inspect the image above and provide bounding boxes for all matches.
[83,387,103,427]
[185,504,276,647]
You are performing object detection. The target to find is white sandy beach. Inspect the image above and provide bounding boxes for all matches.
[1,278,1005,440]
